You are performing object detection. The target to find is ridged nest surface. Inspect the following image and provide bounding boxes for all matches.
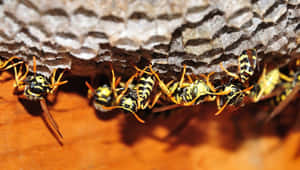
[0,0,299,78]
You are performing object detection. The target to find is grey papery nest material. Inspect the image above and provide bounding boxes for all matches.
[0,0,299,78]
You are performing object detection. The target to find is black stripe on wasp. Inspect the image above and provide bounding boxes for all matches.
[13,56,68,144]
[85,64,160,124]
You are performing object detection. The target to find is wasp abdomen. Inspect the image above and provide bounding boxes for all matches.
[137,75,155,103]
[239,50,257,83]
[120,90,138,113]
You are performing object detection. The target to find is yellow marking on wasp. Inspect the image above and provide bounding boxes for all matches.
[281,95,286,101]
[122,97,136,106]
[239,54,249,61]
[240,63,251,68]
[27,90,42,96]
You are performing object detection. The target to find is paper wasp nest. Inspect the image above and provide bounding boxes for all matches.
[0,0,299,77]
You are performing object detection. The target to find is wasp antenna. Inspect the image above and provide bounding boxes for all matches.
[100,105,145,123]
[115,76,122,87]
[32,56,37,75]
[85,81,95,93]
[127,109,145,124]
[215,98,230,116]
[40,100,64,140]
[179,64,187,88]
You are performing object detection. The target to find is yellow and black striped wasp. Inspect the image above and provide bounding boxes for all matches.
[149,64,230,113]
[249,63,298,103]
[220,49,257,85]
[110,65,162,123]
[214,49,259,115]
[267,69,300,121]
[85,64,147,123]
[213,79,254,115]
[13,56,68,142]
[132,65,162,111]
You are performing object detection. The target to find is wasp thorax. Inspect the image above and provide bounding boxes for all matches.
[24,74,51,100]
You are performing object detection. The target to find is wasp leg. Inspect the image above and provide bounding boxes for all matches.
[13,63,28,90]
[115,73,138,104]
[32,56,37,75]
[148,79,171,109]
[215,97,231,115]
[134,65,152,76]
[187,74,193,83]
[179,64,187,88]
[200,72,232,96]
[110,64,133,102]
[50,69,68,94]
[40,99,64,145]
[115,76,122,87]
[40,99,63,138]
[279,73,293,82]
[85,81,96,100]
[149,65,182,104]
[150,80,180,112]
[145,91,164,110]
[200,72,217,92]
[242,85,254,95]
[100,105,145,123]
[1,61,23,71]
[219,62,239,80]
[110,64,118,99]
[253,65,267,102]
[149,65,174,98]
[0,56,20,70]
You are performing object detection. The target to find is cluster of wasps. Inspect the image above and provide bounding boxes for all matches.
[0,49,299,143]
[86,49,300,124]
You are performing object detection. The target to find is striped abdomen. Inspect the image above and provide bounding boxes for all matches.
[136,74,155,105]
[93,85,113,108]
[120,90,138,113]
[239,49,257,83]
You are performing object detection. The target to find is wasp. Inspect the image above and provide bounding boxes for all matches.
[113,65,162,123]
[133,65,163,111]
[13,56,68,142]
[250,65,294,102]
[267,70,300,121]
[214,49,258,115]
[149,65,229,112]
[214,80,254,115]
[220,49,257,84]
[85,65,146,123]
